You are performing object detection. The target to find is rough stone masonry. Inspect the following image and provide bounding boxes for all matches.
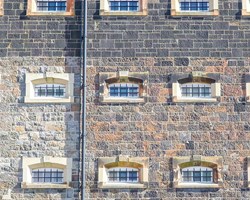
[85,0,250,199]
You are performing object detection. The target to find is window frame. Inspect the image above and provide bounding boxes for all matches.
[109,83,140,98]
[27,0,75,16]
[99,71,148,103]
[34,83,66,97]
[98,156,149,189]
[173,156,223,189]
[179,0,209,12]
[25,73,74,103]
[107,167,139,183]
[171,0,218,16]
[32,168,64,183]
[181,83,212,98]
[21,156,72,189]
[100,0,148,16]
[172,74,220,103]
[181,166,213,183]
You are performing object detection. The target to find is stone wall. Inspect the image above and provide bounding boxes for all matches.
[86,0,250,199]
[0,0,81,199]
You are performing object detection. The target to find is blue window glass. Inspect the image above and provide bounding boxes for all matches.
[200,2,208,11]
[182,167,213,183]
[120,87,128,96]
[193,171,201,182]
[57,2,66,11]
[109,83,139,98]
[129,171,138,182]
[109,87,119,96]
[37,0,66,11]
[120,2,129,11]
[181,83,211,98]
[109,0,139,11]
[108,168,139,183]
[190,2,198,11]
[32,168,63,183]
[180,1,209,11]
[48,2,56,11]
[110,2,119,11]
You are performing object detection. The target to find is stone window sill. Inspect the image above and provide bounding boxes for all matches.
[100,11,147,16]
[99,183,146,189]
[21,183,70,189]
[101,97,144,104]
[176,183,220,189]
[24,97,74,103]
[27,11,75,17]
[173,97,218,103]
[171,10,218,17]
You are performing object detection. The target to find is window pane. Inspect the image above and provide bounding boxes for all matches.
[37,0,67,11]
[182,167,213,183]
[129,171,138,182]
[181,83,211,98]
[180,1,209,11]
[32,168,64,183]
[109,0,139,11]
[109,83,139,98]
[108,168,139,183]
[35,84,65,97]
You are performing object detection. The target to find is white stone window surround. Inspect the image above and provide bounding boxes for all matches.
[100,0,148,16]
[242,0,250,16]
[27,0,75,16]
[98,156,149,189]
[248,157,250,187]
[171,0,218,16]
[173,156,223,189]
[99,71,148,103]
[0,0,3,16]
[25,72,74,103]
[22,156,72,189]
[172,74,221,103]
[245,83,250,102]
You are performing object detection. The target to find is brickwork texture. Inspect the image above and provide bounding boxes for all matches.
[86,0,250,199]
[0,0,82,199]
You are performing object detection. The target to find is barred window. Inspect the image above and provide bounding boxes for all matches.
[109,83,139,97]
[35,84,65,97]
[32,168,64,183]
[37,0,67,11]
[109,0,139,11]
[181,83,211,98]
[182,167,213,183]
[180,0,209,11]
[108,168,139,182]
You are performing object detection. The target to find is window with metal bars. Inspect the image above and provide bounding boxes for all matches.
[181,83,211,98]
[32,168,64,183]
[109,0,139,11]
[109,83,139,97]
[181,167,213,183]
[35,84,65,97]
[108,168,139,182]
[37,0,67,11]
[180,0,209,11]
